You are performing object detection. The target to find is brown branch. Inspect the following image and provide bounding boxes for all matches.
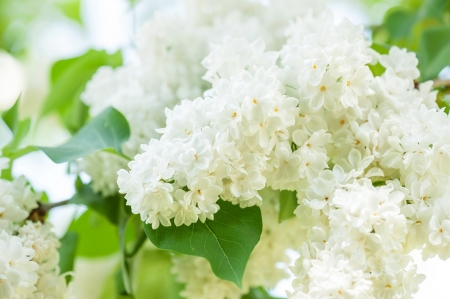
[433,79,450,88]
[27,199,71,223]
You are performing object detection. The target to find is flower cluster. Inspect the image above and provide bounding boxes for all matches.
[80,0,324,196]
[116,2,450,297]
[0,160,71,299]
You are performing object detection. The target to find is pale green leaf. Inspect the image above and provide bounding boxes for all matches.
[68,209,120,258]
[278,190,297,223]
[37,107,130,163]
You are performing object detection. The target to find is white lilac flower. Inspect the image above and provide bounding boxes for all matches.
[0,229,39,298]
[80,0,315,196]
[113,3,450,298]
[18,221,69,299]
[0,176,39,233]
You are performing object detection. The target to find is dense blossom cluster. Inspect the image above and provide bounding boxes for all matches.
[115,1,450,297]
[0,158,71,299]
[80,0,321,196]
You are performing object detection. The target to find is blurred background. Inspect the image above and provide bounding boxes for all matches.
[1,0,450,298]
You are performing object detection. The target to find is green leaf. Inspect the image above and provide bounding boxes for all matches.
[69,180,121,224]
[2,97,19,132]
[0,118,12,150]
[1,98,32,152]
[368,43,390,77]
[372,181,387,187]
[68,209,120,258]
[2,118,31,152]
[418,0,448,21]
[43,49,122,115]
[418,26,450,80]
[42,49,122,131]
[134,249,184,299]
[144,200,262,287]
[55,0,82,23]
[278,190,297,223]
[437,88,450,114]
[115,268,133,299]
[384,8,418,40]
[371,42,391,55]
[58,231,78,282]
[37,107,130,163]
[241,287,285,299]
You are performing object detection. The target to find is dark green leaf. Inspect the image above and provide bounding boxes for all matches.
[69,180,121,224]
[278,190,297,223]
[58,231,78,282]
[241,287,285,299]
[144,200,262,287]
[37,107,130,163]
[68,209,120,258]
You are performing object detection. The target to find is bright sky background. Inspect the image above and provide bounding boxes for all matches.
[6,0,450,298]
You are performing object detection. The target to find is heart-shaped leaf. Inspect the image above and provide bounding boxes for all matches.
[144,200,262,287]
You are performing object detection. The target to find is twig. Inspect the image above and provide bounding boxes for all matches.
[433,79,450,88]
[27,199,71,222]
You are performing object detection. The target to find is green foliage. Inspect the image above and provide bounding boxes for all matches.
[2,98,19,132]
[133,249,184,299]
[384,8,417,40]
[144,200,262,287]
[58,231,78,282]
[368,43,390,76]
[55,0,82,23]
[1,99,31,153]
[242,287,285,299]
[418,26,450,80]
[0,99,32,179]
[374,0,450,81]
[42,50,122,133]
[38,107,130,163]
[0,117,13,150]
[70,179,122,225]
[278,190,297,223]
[68,209,121,258]
[437,87,450,113]
[99,247,184,299]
